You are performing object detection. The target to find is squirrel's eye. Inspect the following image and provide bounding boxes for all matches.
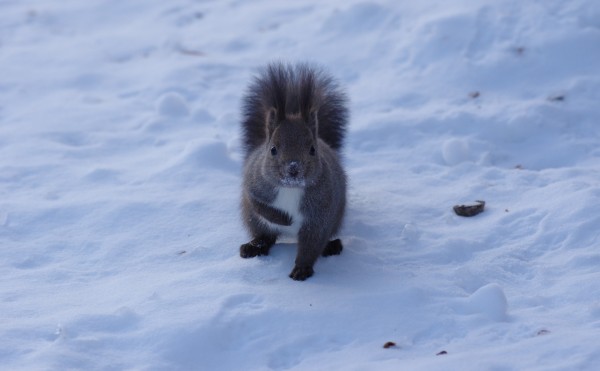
[309,145,316,156]
[270,146,277,156]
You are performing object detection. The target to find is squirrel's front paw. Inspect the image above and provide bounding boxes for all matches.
[240,243,261,258]
[289,265,314,281]
[240,242,269,258]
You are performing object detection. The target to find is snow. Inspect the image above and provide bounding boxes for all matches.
[157,92,191,119]
[1,0,599,370]
[451,283,508,322]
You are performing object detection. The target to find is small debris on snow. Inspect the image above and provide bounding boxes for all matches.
[453,200,485,217]
[513,46,526,56]
[177,45,206,57]
[548,94,566,102]
[436,350,448,356]
[383,341,397,349]
[537,329,551,336]
[469,91,480,99]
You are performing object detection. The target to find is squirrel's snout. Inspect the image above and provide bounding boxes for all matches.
[280,161,306,187]
[286,161,300,178]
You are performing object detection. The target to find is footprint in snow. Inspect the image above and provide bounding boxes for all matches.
[58,307,140,340]
[83,168,121,184]
[160,139,239,177]
[322,3,391,35]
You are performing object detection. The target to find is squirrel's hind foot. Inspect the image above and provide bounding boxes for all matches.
[322,239,343,257]
[240,235,276,258]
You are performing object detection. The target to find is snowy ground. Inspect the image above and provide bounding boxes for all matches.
[1,0,599,370]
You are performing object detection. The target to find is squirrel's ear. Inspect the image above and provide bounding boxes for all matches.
[308,109,319,139]
[265,107,278,137]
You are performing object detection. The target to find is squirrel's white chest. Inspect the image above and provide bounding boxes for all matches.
[267,187,304,237]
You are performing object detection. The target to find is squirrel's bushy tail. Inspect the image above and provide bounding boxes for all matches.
[241,62,348,158]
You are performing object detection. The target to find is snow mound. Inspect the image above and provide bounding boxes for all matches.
[441,138,473,166]
[156,92,190,118]
[453,283,509,322]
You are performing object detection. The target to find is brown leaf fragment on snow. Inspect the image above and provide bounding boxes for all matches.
[469,91,480,99]
[548,95,565,102]
[453,200,485,217]
[513,46,525,55]
[179,48,205,57]
[383,341,397,349]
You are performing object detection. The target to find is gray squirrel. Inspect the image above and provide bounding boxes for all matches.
[239,62,348,281]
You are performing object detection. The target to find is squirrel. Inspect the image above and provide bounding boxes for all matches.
[239,62,348,281]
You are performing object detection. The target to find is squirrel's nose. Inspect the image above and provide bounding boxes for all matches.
[287,162,300,177]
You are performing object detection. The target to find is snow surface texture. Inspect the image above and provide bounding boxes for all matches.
[1,0,599,370]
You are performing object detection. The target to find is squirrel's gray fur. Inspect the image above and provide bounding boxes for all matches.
[239,62,348,281]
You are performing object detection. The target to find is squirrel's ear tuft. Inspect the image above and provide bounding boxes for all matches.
[265,107,278,136]
[308,109,319,139]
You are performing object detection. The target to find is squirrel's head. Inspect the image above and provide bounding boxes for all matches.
[263,108,321,188]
